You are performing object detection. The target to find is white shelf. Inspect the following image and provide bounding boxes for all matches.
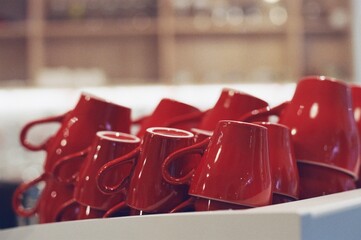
[1,189,361,240]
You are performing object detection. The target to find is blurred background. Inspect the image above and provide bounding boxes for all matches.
[0,0,360,87]
[0,0,360,229]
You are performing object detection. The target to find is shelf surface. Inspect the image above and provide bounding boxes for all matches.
[44,18,158,38]
[1,189,361,240]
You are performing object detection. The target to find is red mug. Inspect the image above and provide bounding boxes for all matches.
[53,131,140,211]
[20,92,132,176]
[243,76,360,180]
[351,84,361,185]
[198,88,269,131]
[97,127,195,213]
[297,162,356,199]
[55,200,130,220]
[12,173,77,223]
[163,120,272,210]
[254,122,299,204]
[135,98,203,137]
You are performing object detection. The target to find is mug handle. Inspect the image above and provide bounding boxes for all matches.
[54,199,78,222]
[96,147,140,194]
[239,101,290,122]
[166,110,208,128]
[103,201,128,218]
[52,147,91,184]
[12,173,48,217]
[162,137,210,185]
[170,197,195,213]
[20,112,69,151]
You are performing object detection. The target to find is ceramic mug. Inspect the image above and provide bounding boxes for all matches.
[198,88,269,131]
[297,162,356,199]
[12,173,77,223]
[351,84,361,186]
[20,92,132,176]
[97,127,196,213]
[55,199,130,220]
[135,98,203,137]
[243,76,360,180]
[52,131,140,211]
[254,122,299,204]
[162,120,272,211]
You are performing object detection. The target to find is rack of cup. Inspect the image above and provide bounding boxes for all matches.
[9,75,361,224]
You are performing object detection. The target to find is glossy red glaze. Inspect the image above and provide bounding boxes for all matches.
[278,76,360,178]
[189,121,272,207]
[254,122,299,200]
[37,175,77,223]
[351,85,361,184]
[297,162,356,199]
[126,127,195,213]
[198,88,269,131]
[12,173,77,223]
[20,92,131,175]
[77,204,107,220]
[74,131,140,210]
[136,98,202,137]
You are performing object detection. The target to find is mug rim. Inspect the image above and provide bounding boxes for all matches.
[253,121,290,130]
[297,160,358,180]
[147,127,194,138]
[97,131,140,143]
[218,120,268,131]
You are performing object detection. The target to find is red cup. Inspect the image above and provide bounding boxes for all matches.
[55,200,130,220]
[97,127,195,213]
[297,162,356,199]
[254,122,299,204]
[53,131,140,211]
[14,93,132,222]
[351,84,361,186]
[244,76,360,180]
[198,88,269,131]
[135,98,203,137]
[12,173,77,223]
[20,92,132,176]
[163,121,272,211]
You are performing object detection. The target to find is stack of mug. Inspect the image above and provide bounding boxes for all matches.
[12,75,361,223]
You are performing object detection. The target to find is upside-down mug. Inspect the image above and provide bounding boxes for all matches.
[20,92,132,176]
[254,122,299,204]
[243,76,360,181]
[12,173,78,223]
[14,93,132,221]
[97,127,196,213]
[162,120,272,211]
[135,98,203,137]
[351,84,361,186]
[52,131,140,213]
[198,88,269,131]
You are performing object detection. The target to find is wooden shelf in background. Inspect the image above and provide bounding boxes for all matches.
[0,21,26,38]
[174,17,287,36]
[44,18,158,38]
